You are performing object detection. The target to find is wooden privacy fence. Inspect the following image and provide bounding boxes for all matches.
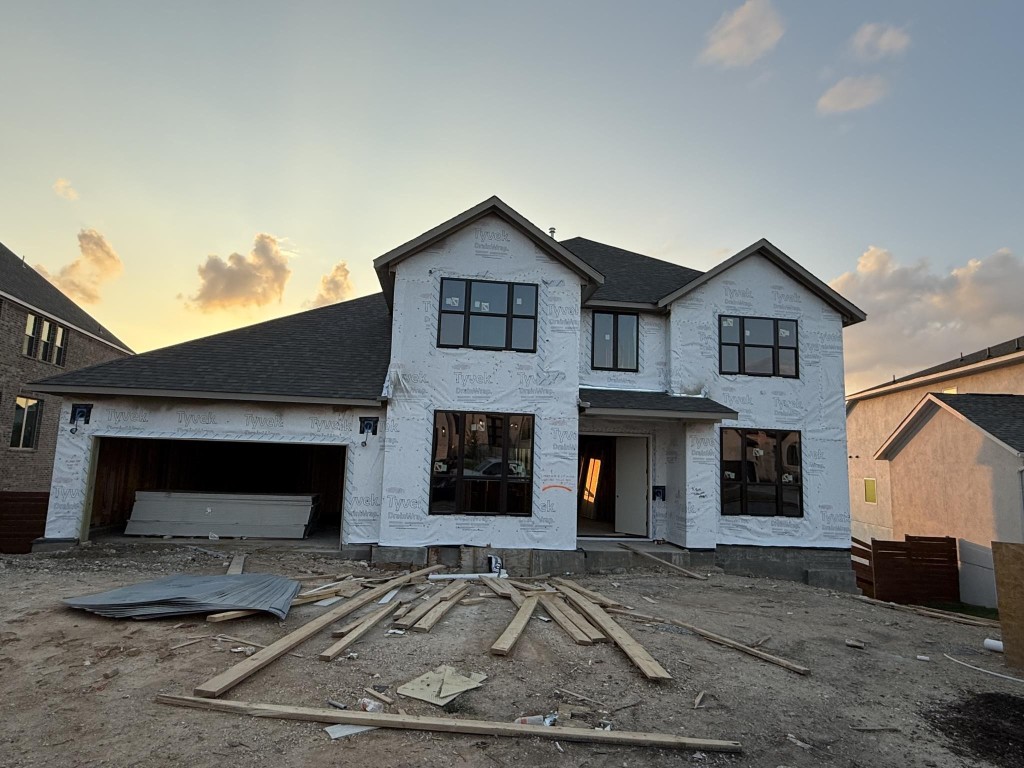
[851,534,959,604]
[0,492,49,554]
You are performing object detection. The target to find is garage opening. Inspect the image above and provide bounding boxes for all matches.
[88,438,345,541]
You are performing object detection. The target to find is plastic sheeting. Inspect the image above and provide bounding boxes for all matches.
[63,573,301,619]
[44,398,385,544]
[669,253,852,549]
[377,215,584,550]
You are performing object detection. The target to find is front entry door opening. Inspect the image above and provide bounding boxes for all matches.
[577,434,649,537]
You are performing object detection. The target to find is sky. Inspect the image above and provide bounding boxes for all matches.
[2,1,1022,394]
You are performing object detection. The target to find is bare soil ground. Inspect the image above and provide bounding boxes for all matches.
[0,542,1020,768]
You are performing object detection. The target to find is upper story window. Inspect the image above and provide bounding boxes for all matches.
[23,314,68,367]
[592,312,638,372]
[437,278,537,352]
[10,397,43,449]
[719,316,798,378]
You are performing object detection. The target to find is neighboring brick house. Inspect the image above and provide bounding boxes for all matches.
[0,241,132,552]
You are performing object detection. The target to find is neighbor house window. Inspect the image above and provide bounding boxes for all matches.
[10,397,43,449]
[430,411,534,515]
[721,428,802,517]
[864,478,877,504]
[719,316,798,378]
[591,312,639,371]
[437,279,537,352]
[22,313,68,366]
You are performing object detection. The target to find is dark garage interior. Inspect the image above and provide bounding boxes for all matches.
[88,437,345,537]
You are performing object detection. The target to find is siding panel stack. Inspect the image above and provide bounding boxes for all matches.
[124,491,317,539]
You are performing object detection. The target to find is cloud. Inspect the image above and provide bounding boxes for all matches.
[187,233,292,312]
[817,75,888,114]
[52,178,79,201]
[699,0,784,69]
[36,229,123,304]
[850,23,910,60]
[831,246,1024,392]
[307,261,354,308]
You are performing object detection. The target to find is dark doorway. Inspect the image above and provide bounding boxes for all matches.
[577,435,616,536]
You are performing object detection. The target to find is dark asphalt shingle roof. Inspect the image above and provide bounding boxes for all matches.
[561,237,703,304]
[34,293,392,402]
[855,334,1024,395]
[933,393,1024,452]
[0,240,131,351]
[580,387,737,417]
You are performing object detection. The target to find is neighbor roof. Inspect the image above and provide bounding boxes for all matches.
[849,333,1024,401]
[32,293,391,405]
[560,238,703,305]
[875,392,1024,460]
[579,387,738,421]
[0,241,132,352]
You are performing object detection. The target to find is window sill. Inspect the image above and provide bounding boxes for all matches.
[7,447,38,453]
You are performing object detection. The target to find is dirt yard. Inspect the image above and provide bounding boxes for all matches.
[0,542,1019,768]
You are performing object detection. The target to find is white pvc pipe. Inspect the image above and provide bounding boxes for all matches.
[428,571,508,581]
[984,638,1004,653]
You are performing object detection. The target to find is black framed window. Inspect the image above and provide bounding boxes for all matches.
[10,397,43,449]
[719,316,798,378]
[22,313,68,366]
[430,411,534,516]
[720,428,802,517]
[591,312,639,371]
[437,278,537,352]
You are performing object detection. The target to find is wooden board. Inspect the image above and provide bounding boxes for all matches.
[551,578,627,608]
[550,597,608,643]
[332,604,393,636]
[608,608,809,676]
[557,586,672,680]
[854,595,1000,628]
[157,695,742,752]
[490,596,538,655]
[320,602,400,660]
[617,543,707,580]
[412,584,469,633]
[993,542,1024,669]
[193,565,444,697]
[538,595,593,645]
[395,582,468,630]
[226,555,246,575]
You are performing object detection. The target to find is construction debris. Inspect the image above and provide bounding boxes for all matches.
[64,574,301,620]
[397,665,487,706]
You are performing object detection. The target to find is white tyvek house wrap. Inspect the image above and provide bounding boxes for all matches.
[670,253,851,549]
[579,310,669,391]
[378,215,582,550]
[43,396,385,544]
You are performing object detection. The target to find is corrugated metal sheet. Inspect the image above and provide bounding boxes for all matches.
[63,574,301,619]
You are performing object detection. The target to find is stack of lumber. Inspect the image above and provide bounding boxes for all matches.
[125,491,318,539]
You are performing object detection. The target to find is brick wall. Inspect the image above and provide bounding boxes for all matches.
[0,298,129,491]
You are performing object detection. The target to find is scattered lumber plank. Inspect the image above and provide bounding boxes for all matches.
[332,604,393,637]
[550,578,628,609]
[395,582,468,630]
[557,585,672,680]
[320,601,400,660]
[480,576,517,602]
[193,565,445,697]
[608,608,809,676]
[555,687,603,705]
[538,595,593,646]
[156,695,742,752]
[226,555,246,575]
[491,596,539,655]
[412,584,470,633]
[549,597,607,643]
[207,609,259,623]
[364,687,394,705]
[854,595,1000,628]
[460,597,485,606]
[617,543,707,580]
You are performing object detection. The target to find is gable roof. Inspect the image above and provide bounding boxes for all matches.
[656,238,866,326]
[32,293,391,405]
[0,240,132,353]
[875,392,1024,460]
[373,196,604,308]
[560,238,703,306]
[848,333,1024,401]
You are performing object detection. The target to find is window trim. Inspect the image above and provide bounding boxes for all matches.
[591,311,640,372]
[720,427,803,518]
[436,278,538,353]
[22,312,69,366]
[718,315,799,378]
[429,410,534,517]
[10,396,43,450]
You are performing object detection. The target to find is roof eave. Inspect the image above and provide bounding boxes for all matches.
[847,348,1024,402]
[27,384,384,408]
[580,406,737,421]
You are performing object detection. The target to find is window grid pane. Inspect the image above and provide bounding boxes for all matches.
[721,428,801,518]
[591,312,638,371]
[437,280,537,352]
[719,316,798,378]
